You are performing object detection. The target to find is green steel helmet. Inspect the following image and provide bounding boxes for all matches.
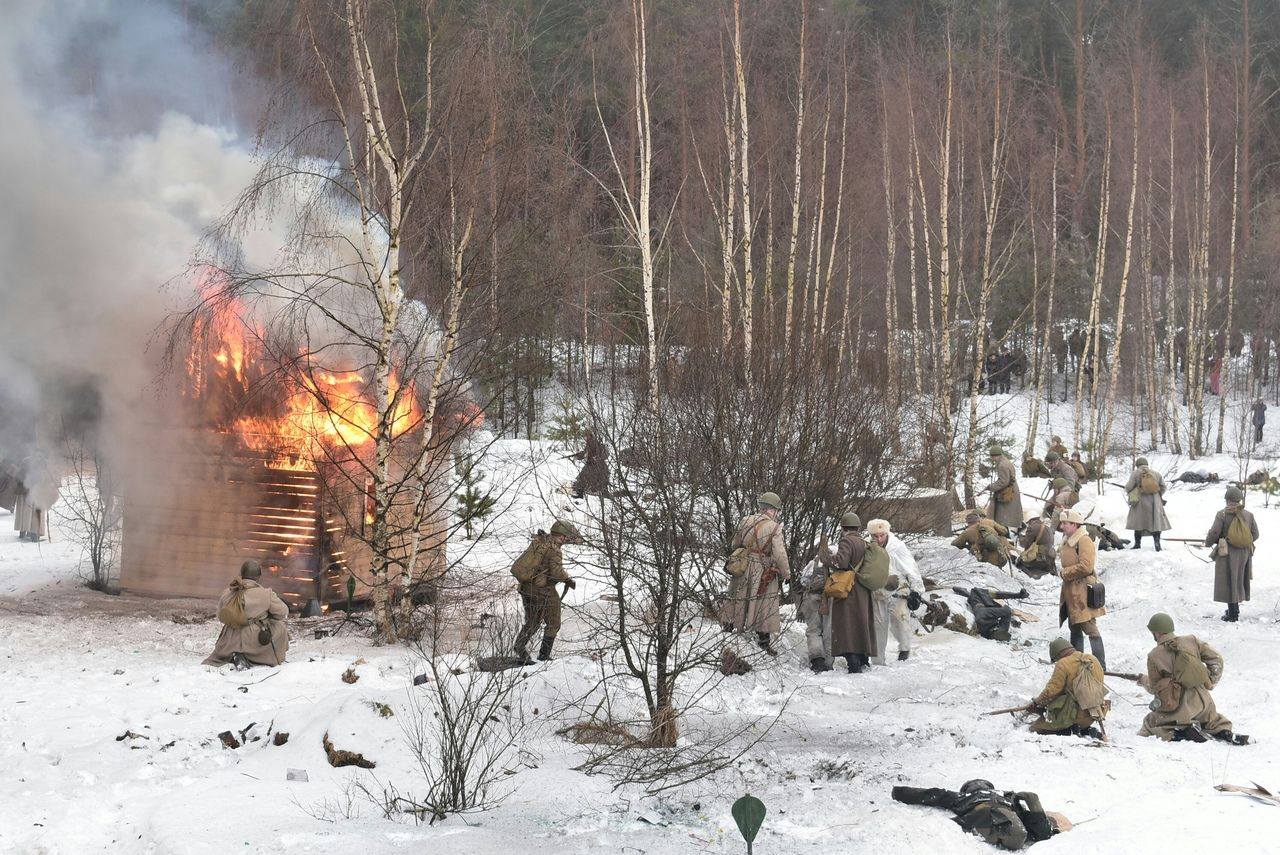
[840,511,862,529]
[1045,451,1060,462]
[960,779,995,795]
[1135,457,1149,468]
[240,559,262,580]
[1147,613,1175,635]
[1049,637,1073,660]
[1052,477,1069,490]
[758,492,782,510]
[988,447,1006,458]
[550,520,582,542]
[1225,486,1245,504]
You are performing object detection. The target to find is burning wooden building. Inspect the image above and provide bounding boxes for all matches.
[118,287,450,612]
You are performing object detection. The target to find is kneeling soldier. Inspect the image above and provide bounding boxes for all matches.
[1138,612,1247,744]
[203,560,290,669]
[1027,637,1107,738]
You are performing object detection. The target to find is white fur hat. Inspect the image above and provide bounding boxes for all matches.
[866,518,891,536]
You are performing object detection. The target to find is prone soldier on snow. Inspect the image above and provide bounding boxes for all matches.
[1026,637,1108,738]
[511,520,580,665]
[1138,613,1247,745]
[892,779,1065,851]
[952,586,1026,641]
[1205,486,1258,622]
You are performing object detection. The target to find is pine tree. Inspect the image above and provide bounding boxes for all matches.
[545,395,585,444]
[454,452,497,540]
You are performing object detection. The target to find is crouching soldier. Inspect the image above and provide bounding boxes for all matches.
[952,511,1010,568]
[723,492,791,656]
[1138,613,1248,744]
[1015,516,1056,579]
[512,520,581,664]
[1021,454,1051,479]
[798,556,832,672]
[203,560,290,669]
[892,779,1065,850]
[1027,638,1107,738]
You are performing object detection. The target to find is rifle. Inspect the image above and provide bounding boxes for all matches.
[1162,537,1205,544]
[1107,482,1128,491]
[986,704,1033,716]
[1105,671,1143,683]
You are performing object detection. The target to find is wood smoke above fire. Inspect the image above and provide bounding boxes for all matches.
[185,273,423,471]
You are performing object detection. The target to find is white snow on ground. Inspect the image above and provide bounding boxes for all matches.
[4,398,1280,853]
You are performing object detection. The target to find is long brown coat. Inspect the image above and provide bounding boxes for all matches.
[723,512,790,634]
[824,532,876,657]
[1139,635,1231,740]
[1052,458,1079,487]
[984,455,1024,529]
[572,432,609,496]
[1205,506,1259,603]
[1033,650,1106,730]
[1058,528,1104,627]
[1124,467,1171,533]
[203,579,290,667]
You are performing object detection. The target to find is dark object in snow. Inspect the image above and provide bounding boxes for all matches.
[720,648,753,676]
[557,720,639,747]
[218,731,241,750]
[170,614,209,625]
[412,673,430,685]
[892,782,1064,850]
[367,701,394,718]
[273,732,290,746]
[286,768,309,782]
[1246,470,1269,487]
[476,656,529,673]
[952,587,1024,641]
[113,669,125,676]
[731,794,767,853]
[301,598,323,618]
[314,629,329,639]
[341,667,359,684]
[322,731,375,769]
[1175,470,1220,484]
[116,730,148,742]
[920,598,951,632]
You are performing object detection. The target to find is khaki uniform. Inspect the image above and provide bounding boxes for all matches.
[203,579,290,667]
[1058,528,1104,632]
[1139,635,1232,740]
[1048,440,1069,458]
[984,456,1024,530]
[723,512,790,635]
[1021,457,1051,479]
[1205,506,1259,604]
[1124,467,1171,533]
[1052,459,1079,488]
[952,519,1009,567]
[1016,518,1056,578]
[1031,651,1105,733]
[514,535,571,651]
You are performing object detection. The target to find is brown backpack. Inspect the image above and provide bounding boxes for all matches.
[1068,654,1109,721]
[1225,512,1254,550]
[1139,469,1160,495]
[1171,638,1211,690]
[511,536,550,583]
[1070,459,1088,479]
[217,581,250,628]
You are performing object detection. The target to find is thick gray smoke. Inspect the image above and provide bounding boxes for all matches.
[0,0,262,468]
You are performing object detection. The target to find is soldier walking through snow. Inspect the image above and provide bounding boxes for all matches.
[866,519,924,663]
[984,447,1023,531]
[821,512,879,673]
[511,520,580,664]
[723,493,791,655]
[1204,486,1258,622]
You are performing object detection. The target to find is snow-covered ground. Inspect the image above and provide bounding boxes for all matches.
[4,398,1280,854]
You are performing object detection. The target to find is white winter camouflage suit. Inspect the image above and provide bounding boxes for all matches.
[871,534,925,664]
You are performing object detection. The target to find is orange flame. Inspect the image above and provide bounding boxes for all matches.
[189,270,422,470]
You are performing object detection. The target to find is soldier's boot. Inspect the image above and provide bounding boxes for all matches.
[897,650,910,661]
[1088,636,1107,671]
[1152,532,1162,552]
[1132,532,1143,550]
[757,633,778,656]
[846,654,865,674]
[1212,729,1250,746]
[230,653,252,671]
[809,657,831,673]
[1222,602,1240,622]
[1173,724,1209,743]
[537,636,555,662]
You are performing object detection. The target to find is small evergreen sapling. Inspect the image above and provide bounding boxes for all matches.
[545,396,585,444]
[454,452,497,539]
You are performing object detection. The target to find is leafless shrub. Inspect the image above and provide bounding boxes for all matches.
[52,435,121,593]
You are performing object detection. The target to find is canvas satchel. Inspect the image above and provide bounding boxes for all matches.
[1226,512,1254,550]
[1068,654,1108,720]
[1139,469,1160,494]
[217,581,250,628]
[824,569,856,600]
[857,542,891,591]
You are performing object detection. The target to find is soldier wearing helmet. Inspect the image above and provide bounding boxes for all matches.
[722,492,792,656]
[511,520,581,664]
